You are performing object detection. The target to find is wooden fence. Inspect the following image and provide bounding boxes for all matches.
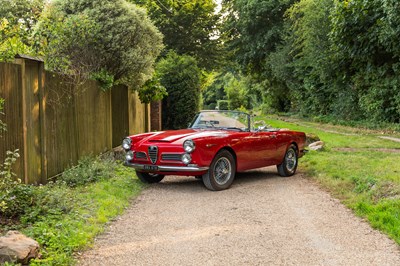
[0,56,151,184]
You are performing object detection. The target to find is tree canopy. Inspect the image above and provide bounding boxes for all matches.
[134,0,221,69]
[34,0,163,89]
[1,0,400,124]
[220,0,400,124]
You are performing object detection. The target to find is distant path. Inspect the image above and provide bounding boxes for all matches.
[78,167,400,266]
[379,136,400,143]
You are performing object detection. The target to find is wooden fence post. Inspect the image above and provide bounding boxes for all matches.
[38,61,47,183]
[13,57,28,184]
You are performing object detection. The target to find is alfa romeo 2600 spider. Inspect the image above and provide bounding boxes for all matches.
[123,110,306,191]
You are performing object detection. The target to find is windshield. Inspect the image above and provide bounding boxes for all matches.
[189,111,250,131]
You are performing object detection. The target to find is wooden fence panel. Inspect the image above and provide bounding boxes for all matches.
[75,80,112,156]
[1,57,153,184]
[128,90,148,134]
[112,85,129,147]
[23,60,43,184]
[0,62,24,179]
[44,73,79,179]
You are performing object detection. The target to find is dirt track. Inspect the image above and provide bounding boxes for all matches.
[78,167,400,265]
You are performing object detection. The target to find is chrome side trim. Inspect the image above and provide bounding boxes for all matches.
[124,162,209,172]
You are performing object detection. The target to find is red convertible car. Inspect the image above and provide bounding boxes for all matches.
[123,110,306,191]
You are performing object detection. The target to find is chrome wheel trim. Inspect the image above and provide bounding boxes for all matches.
[214,157,232,185]
[286,149,297,173]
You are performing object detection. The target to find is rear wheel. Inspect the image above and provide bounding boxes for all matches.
[277,144,298,177]
[202,150,236,191]
[136,171,165,183]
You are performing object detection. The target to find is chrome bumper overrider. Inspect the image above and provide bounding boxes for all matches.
[124,162,209,172]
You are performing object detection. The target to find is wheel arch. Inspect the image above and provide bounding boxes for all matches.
[216,146,237,170]
[289,142,299,153]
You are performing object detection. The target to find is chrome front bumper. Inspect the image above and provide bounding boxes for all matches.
[124,161,209,172]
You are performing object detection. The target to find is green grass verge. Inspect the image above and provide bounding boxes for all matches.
[1,161,144,266]
[263,116,400,245]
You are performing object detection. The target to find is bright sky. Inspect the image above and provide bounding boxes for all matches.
[215,0,222,13]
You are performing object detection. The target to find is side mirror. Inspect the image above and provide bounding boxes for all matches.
[254,120,266,132]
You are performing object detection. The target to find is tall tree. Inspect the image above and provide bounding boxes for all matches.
[134,0,221,69]
[222,0,296,111]
[285,0,337,116]
[330,0,400,122]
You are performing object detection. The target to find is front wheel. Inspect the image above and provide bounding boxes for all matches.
[202,150,236,191]
[277,144,298,177]
[136,171,165,183]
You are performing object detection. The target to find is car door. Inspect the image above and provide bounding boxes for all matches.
[233,131,277,171]
[252,131,279,167]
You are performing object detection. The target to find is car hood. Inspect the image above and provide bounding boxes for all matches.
[145,129,228,144]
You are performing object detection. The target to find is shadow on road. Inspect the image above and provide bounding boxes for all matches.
[151,166,285,192]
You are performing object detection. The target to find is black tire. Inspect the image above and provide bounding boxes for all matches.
[136,171,165,183]
[277,144,298,177]
[202,150,236,191]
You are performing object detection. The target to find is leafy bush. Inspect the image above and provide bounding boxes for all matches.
[35,0,163,90]
[57,156,117,187]
[157,51,202,129]
[0,150,29,218]
[21,183,76,224]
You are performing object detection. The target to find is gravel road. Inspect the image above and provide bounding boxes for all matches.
[78,167,400,265]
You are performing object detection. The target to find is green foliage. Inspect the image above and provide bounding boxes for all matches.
[157,51,202,129]
[0,0,45,61]
[135,0,221,69]
[0,156,145,265]
[202,71,264,111]
[0,150,24,217]
[223,0,400,124]
[221,0,296,112]
[34,0,163,89]
[222,0,295,74]
[57,156,117,188]
[285,0,336,116]
[90,69,115,92]
[0,98,5,135]
[217,100,229,110]
[20,183,76,224]
[222,73,245,110]
[202,73,227,110]
[329,0,400,123]
[138,77,168,104]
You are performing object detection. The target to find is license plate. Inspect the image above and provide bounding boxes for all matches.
[144,165,158,171]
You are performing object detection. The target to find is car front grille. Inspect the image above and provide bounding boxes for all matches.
[161,153,182,162]
[148,146,158,164]
[135,152,147,160]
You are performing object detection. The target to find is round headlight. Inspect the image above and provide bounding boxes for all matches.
[125,151,134,161]
[122,138,132,150]
[181,154,192,165]
[183,139,195,153]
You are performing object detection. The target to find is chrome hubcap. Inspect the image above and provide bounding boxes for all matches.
[286,149,297,172]
[214,157,232,185]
